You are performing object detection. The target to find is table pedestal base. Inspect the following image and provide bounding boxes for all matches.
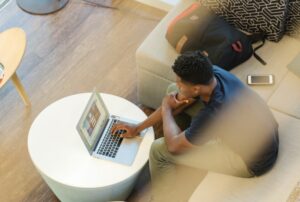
[40,169,141,202]
[17,0,69,15]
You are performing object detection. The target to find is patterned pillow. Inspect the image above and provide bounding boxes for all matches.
[287,181,300,202]
[286,0,300,38]
[199,0,288,42]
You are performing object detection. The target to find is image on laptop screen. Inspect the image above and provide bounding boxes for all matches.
[83,102,101,137]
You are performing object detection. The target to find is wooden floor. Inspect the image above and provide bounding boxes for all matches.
[0,1,165,201]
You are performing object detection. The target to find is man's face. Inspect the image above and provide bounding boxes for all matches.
[175,76,200,99]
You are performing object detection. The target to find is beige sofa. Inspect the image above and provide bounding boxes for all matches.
[136,0,300,201]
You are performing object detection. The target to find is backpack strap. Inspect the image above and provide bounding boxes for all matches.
[248,33,267,65]
[253,38,267,65]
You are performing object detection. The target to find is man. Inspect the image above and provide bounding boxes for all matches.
[112,51,279,201]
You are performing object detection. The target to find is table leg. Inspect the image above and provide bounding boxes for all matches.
[11,73,31,106]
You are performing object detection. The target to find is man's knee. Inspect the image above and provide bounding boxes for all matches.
[150,138,169,161]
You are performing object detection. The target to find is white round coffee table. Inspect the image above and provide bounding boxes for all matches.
[28,93,155,202]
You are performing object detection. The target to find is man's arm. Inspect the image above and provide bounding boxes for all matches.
[136,106,163,133]
[136,96,195,133]
[162,95,194,154]
[111,106,162,137]
[112,93,195,138]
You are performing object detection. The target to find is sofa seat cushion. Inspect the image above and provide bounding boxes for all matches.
[287,52,300,78]
[136,0,196,82]
[189,110,300,202]
[268,72,300,119]
[230,36,300,101]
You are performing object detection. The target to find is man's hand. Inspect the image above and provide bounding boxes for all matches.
[111,123,138,138]
[175,92,190,102]
[162,93,194,113]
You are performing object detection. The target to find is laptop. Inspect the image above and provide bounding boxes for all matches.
[76,92,145,166]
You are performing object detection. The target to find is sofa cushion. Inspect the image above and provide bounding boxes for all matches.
[189,110,300,202]
[230,36,300,101]
[268,72,300,119]
[287,52,300,78]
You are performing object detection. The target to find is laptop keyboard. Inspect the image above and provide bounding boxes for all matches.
[96,119,124,158]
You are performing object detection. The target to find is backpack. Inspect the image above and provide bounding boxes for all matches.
[166,2,266,71]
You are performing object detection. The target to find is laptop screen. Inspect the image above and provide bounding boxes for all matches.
[83,102,101,137]
[77,92,110,154]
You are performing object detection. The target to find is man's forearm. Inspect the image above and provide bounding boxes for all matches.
[136,103,191,133]
[135,95,195,134]
[136,106,163,133]
[162,107,181,149]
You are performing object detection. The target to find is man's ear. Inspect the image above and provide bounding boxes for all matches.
[193,84,201,94]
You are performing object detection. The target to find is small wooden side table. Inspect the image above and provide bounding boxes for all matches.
[0,27,30,106]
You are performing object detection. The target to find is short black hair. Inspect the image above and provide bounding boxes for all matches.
[172,51,214,85]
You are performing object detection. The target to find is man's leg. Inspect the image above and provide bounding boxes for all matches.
[149,138,206,202]
[149,137,253,201]
[149,137,178,201]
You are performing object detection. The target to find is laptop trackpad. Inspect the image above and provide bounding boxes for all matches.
[113,137,142,166]
[94,137,142,166]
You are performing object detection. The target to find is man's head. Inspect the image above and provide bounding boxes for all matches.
[172,51,215,98]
